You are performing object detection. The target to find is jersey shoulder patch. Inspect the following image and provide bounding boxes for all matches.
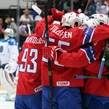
[8,38,17,46]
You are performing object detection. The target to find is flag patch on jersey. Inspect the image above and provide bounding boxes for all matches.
[83,28,94,44]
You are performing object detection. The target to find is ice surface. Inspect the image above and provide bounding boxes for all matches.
[0,90,14,109]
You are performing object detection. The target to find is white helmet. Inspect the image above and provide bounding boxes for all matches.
[83,19,99,28]
[61,12,81,28]
[79,13,89,25]
[4,28,14,37]
[90,14,109,24]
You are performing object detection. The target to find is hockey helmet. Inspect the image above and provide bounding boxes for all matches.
[78,13,89,24]
[83,19,99,28]
[61,12,81,28]
[90,14,109,24]
[4,28,14,37]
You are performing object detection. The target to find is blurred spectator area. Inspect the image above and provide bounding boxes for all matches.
[0,0,108,22]
[0,0,47,22]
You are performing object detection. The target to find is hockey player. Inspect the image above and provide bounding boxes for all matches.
[15,33,45,109]
[35,8,109,109]
[81,14,109,109]
[42,13,109,109]
[36,9,87,109]
[0,28,19,100]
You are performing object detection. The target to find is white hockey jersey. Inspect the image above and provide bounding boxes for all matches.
[0,37,19,65]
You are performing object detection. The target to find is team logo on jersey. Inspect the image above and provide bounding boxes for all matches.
[34,85,42,93]
[0,46,3,52]
[56,81,70,86]
[99,14,104,18]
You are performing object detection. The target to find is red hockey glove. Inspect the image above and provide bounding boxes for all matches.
[42,46,63,60]
[51,8,64,21]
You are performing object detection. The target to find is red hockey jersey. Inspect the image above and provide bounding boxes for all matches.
[17,34,45,95]
[57,40,106,68]
[35,16,109,87]
[82,40,109,97]
[82,60,109,97]
[55,38,109,96]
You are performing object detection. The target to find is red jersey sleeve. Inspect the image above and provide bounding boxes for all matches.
[92,24,109,42]
[82,24,109,44]
[35,16,53,37]
[84,61,109,75]
[57,45,95,68]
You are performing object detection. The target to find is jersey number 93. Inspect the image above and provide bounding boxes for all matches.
[19,48,38,73]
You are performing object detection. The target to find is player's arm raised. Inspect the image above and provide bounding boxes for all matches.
[35,8,64,37]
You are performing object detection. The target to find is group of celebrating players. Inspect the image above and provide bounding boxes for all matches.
[1,7,109,109]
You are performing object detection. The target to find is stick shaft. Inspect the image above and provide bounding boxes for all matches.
[75,75,109,79]
[97,58,105,79]
[97,39,109,78]
[44,0,54,109]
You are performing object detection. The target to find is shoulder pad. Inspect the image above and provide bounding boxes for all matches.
[8,38,17,46]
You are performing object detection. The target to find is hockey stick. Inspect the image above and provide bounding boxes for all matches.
[74,75,109,79]
[32,3,54,108]
[44,0,54,109]
[97,39,109,79]
[75,39,109,79]
[32,5,42,15]
[27,24,31,35]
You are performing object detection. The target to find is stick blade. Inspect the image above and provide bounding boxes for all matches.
[32,5,42,15]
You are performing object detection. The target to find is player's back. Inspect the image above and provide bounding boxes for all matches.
[36,16,109,88]
[17,33,45,95]
[42,24,86,87]
[49,24,85,51]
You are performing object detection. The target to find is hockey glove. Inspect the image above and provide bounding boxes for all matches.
[51,8,64,21]
[42,46,63,60]
[4,61,18,74]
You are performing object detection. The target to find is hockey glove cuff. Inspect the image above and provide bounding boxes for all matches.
[4,61,18,74]
[81,44,96,63]
[42,46,63,60]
